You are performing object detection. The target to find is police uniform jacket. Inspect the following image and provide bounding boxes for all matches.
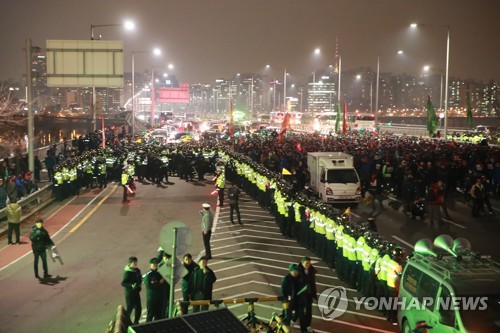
[182,261,199,296]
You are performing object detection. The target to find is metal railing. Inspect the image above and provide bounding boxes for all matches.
[0,184,53,222]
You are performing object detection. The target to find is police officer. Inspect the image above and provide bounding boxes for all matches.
[143,258,165,322]
[121,256,142,325]
[157,251,172,318]
[122,166,131,203]
[228,182,242,224]
[200,203,214,259]
[214,169,225,206]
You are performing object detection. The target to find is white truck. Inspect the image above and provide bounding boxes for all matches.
[307,152,361,205]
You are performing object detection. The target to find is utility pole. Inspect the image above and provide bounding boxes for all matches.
[25,38,35,173]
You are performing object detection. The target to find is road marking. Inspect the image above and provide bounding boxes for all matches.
[213,248,321,260]
[441,218,467,229]
[211,234,297,243]
[216,223,277,230]
[68,186,117,233]
[0,188,113,273]
[391,235,414,249]
[209,254,331,270]
[211,241,307,251]
[213,228,282,236]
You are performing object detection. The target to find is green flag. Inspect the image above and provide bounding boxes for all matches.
[466,87,473,128]
[335,102,341,133]
[426,96,439,137]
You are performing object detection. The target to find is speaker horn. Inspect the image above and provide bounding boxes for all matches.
[453,238,472,255]
[414,238,436,256]
[434,234,456,256]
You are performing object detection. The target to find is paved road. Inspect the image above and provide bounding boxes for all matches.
[0,176,498,333]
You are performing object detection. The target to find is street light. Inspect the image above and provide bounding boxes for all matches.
[266,65,287,112]
[131,48,161,134]
[411,23,450,140]
[90,20,135,40]
[423,65,444,111]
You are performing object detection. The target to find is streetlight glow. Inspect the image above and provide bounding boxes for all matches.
[356,74,361,80]
[168,63,174,70]
[124,20,135,31]
[410,23,418,28]
[423,65,430,72]
[153,48,162,56]
[314,48,321,55]
[397,50,404,55]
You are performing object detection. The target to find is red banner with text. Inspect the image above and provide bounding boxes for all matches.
[156,84,190,103]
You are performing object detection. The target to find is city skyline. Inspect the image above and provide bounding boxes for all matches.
[0,0,499,85]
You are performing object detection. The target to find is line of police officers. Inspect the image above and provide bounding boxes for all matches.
[222,146,404,324]
[51,143,220,202]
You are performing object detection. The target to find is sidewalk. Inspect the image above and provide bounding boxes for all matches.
[0,187,109,272]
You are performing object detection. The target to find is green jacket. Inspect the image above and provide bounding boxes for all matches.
[6,203,22,223]
[121,265,142,295]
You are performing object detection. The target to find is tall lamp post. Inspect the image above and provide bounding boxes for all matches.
[423,65,444,111]
[89,21,135,131]
[131,48,161,134]
[411,23,450,140]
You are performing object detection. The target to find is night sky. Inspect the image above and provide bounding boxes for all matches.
[0,0,498,84]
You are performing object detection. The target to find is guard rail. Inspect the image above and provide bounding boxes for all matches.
[0,184,54,231]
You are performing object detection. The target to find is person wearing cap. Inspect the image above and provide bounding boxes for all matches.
[228,182,242,225]
[7,197,22,245]
[189,257,217,312]
[157,251,172,318]
[121,256,142,325]
[121,166,131,203]
[200,203,214,259]
[281,263,307,332]
[29,218,55,279]
[143,257,165,322]
[413,320,432,333]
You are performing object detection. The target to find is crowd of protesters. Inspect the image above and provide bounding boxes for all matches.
[231,131,500,219]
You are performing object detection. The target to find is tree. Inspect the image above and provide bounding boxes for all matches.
[0,85,27,157]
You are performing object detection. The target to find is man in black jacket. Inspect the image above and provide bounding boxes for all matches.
[143,258,165,322]
[189,257,217,312]
[298,257,318,333]
[121,257,142,325]
[281,264,307,332]
[29,218,54,279]
[181,253,199,314]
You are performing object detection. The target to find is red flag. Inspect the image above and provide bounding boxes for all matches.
[278,112,291,143]
[342,100,348,135]
[101,116,106,149]
[229,99,234,136]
